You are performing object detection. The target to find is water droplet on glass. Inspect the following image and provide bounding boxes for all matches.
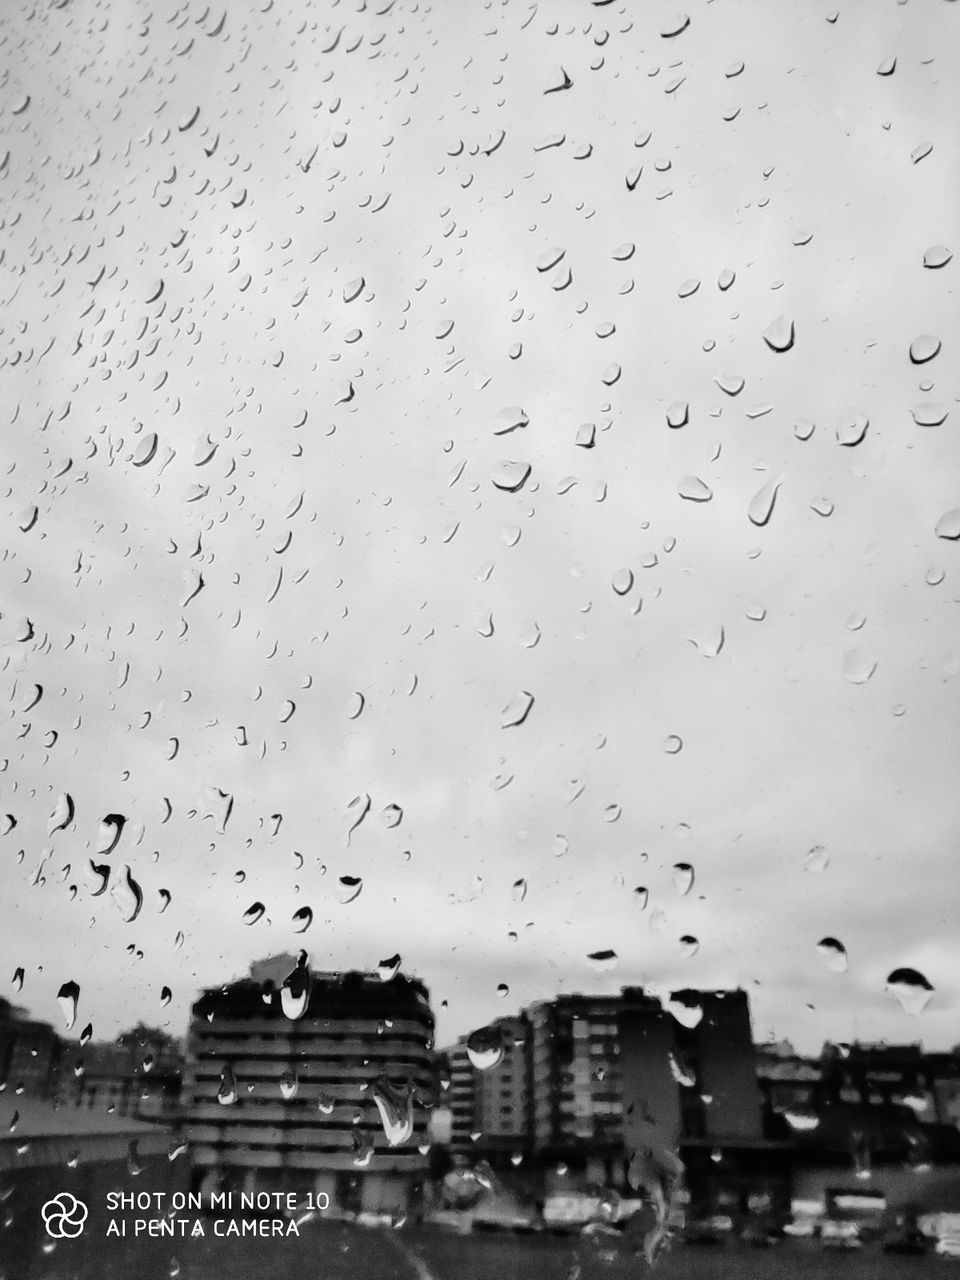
[377,954,402,982]
[466,1026,504,1070]
[836,413,869,447]
[666,401,689,428]
[909,335,941,364]
[923,245,952,269]
[842,647,877,684]
[501,690,534,728]
[817,937,848,973]
[663,735,684,755]
[885,968,934,1016]
[217,1065,237,1106]
[491,461,531,492]
[666,991,703,1029]
[57,981,80,1031]
[748,477,782,527]
[678,476,712,502]
[763,316,795,352]
[804,845,830,873]
[911,403,949,427]
[672,863,695,895]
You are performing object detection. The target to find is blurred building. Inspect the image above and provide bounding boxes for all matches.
[528,994,624,1169]
[818,1042,960,1126]
[444,1040,476,1154]
[58,1024,182,1121]
[183,959,437,1215]
[0,999,62,1100]
[440,1015,531,1160]
[756,1041,822,1117]
[450,987,791,1218]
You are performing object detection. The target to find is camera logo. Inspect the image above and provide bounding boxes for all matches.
[41,1192,88,1238]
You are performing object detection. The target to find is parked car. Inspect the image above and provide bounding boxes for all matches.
[820,1219,861,1249]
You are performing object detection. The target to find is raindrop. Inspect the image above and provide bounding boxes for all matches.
[587,950,618,973]
[372,1078,414,1146]
[611,568,634,595]
[748,477,782,527]
[663,735,683,755]
[885,968,934,1016]
[763,316,795,352]
[835,413,869,447]
[714,373,744,396]
[678,476,712,502]
[217,1065,237,1106]
[672,863,695,895]
[804,846,830,873]
[817,937,848,973]
[494,407,528,435]
[661,14,690,37]
[842,647,877,684]
[501,690,534,728]
[57,981,80,1031]
[666,401,689,428]
[48,794,75,834]
[336,875,363,904]
[377,955,402,982]
[911,403,948,427]
[665,992,703,1029]
[292,907,313,933]
[491,461,531,492]
[466,1026,504,1070]
[243,902,266,925]
[923,245,952,269]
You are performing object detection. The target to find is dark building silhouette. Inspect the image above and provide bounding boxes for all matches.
[183,958,437,1216]
[57,1024,182,1121]
[441,1015,531,1159]
[0,999,61,1100]
[444,986,791,1219]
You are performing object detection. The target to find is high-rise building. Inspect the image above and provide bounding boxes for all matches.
[440,1015,531,1159]
[474,1015,531,1155]
[444,1040,476,1154]
[182,959,437,1216]
[528,994,625,1175]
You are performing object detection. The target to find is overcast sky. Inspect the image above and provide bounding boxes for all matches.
[1,0,958,1058]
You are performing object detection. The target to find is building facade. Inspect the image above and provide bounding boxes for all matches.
[183,959,437,1216]
[440,1015,531,1160]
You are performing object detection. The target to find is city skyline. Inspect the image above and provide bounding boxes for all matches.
[2,0,958,1076]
